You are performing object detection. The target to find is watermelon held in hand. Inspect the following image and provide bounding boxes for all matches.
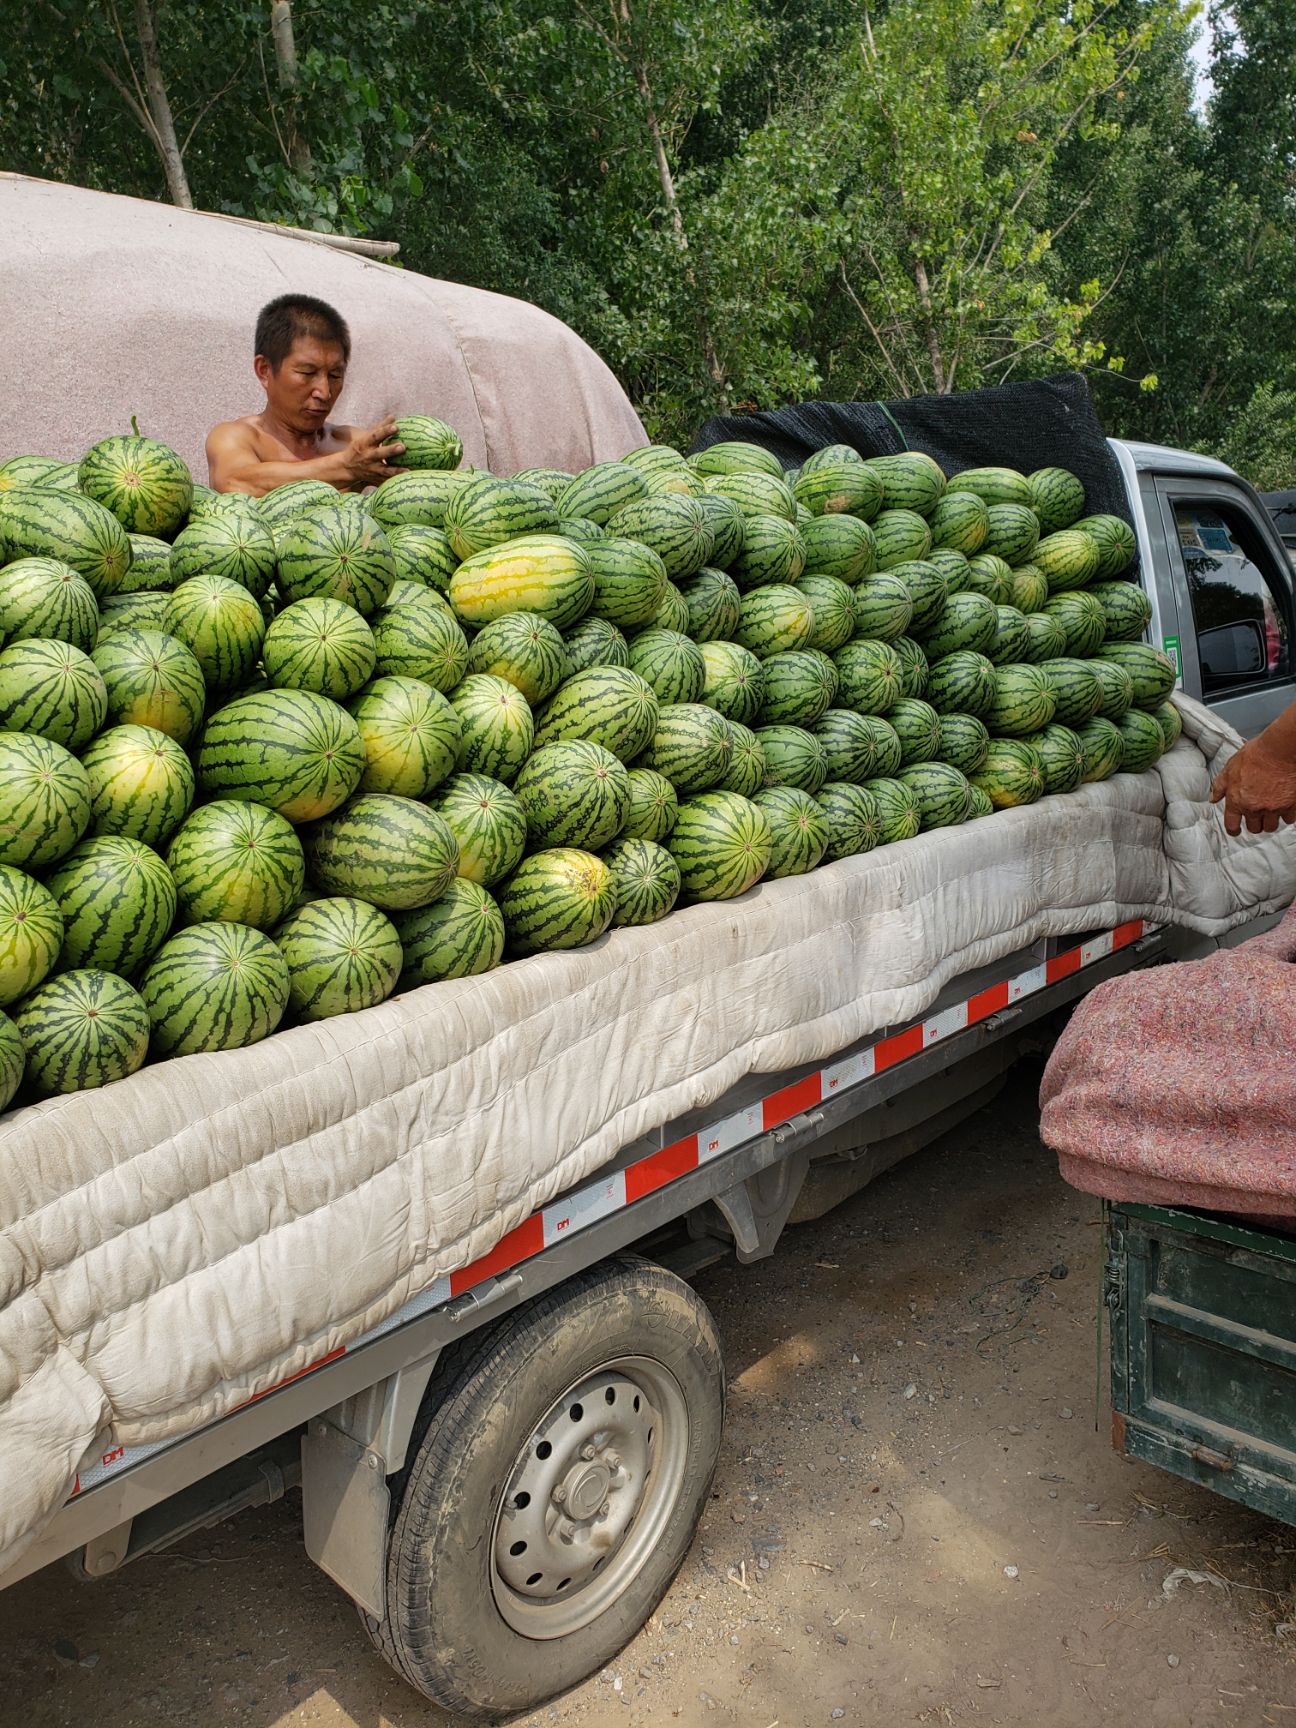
[167,799,305,930]
[0,863,63,1005]
[275,895,403,1020]
[393,415,463,472]
[15,967,151,1094]
[139,922,291,1056]
[395,878,507,982]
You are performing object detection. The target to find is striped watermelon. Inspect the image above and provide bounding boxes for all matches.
[139,921,290,1055]
[557,462,649,526]
[0,1009,22,1109]
[386,524,459,595]
[277,504,396,615]
[263,597,377,701]
[699,640,765,726]
[623,444,689,475]
[306,794,460,910]
[0,488,132,597]
[602,837,682,925]
[705,472,797,524]
[1039,657,1103,727]
[690,441,784,479]
[730,515,807,590]
[814,710,900,782]
[621,768,679,842]
[513,740,631,849]
[1030,723,1086,795]
[1077,514,1137,579]
[981,503,1039,566]
[628,629,706,705]
[1077,716,1124,782]
[163,575,265,695]
[450,534,594,630]
[951,467,1034,508]
[758,650,838,727]
[891,636,929,699]
[431,772,528,886]
[924,649,997,718]
[800,514,875,584]
[467,611,568,705]
[197,689,364,822]
[610,495,713,579]
[1093,642,1176,707]
[754,725,828,793]
[393,415,463,471]
[15,968,150,1093]
[1007,564,1048,614]
[927,548,972,591]
[498,847,617,953]
[898,761,971,830]
[188,485,260,523]
[793,462,884,520]
[716,723,767,797]
[0,638,107,750]
[851,574,915,643]
[1115,708,1164,773]
[81,724,194,847]
[963,553,1013,607]
[0,732,91,869]
[644,466,705,500]
[1029,468,1086,533]
[1153,699,1183,753]
[367,469,473,530]
[260,479,339,528]
[679,567,742,643]
[889,560,948,634]
[694,494,746,571]
[1042,590,1107,657]
[560,517,617,546]
[92,627,205,744]
[985,605,1031,667]
[0,556,99,652]
[936,712,991,776]
[371,589,470,694]
[752,786,829,878]
[450,674,535,784]
[642,582,691,634]
[45,835,176,974]
[1019,612,1070,663]
[1088,656,1136,721]
[815,781,881,860]
[1034,529,1101,594]
[970,738,1045,808]
[984,664,1057,737]
[637,703,733,794]
[868,777,922,844]
[800,443,864,475]
[122,534,172,592]
[98,592,171,637]
[167,800,305,929]
[169,511,277,600]
[797,574,856,653]
[585,537,669,631]
[734,585,816,657]
[275,896,402,1019]
[928,491,989,555]
[966,784,995,820]
[833,640,904,715]
[0,454,79,491]
[563,617,630,675]
[668,791,772,900]
[0,864,63,1004]
[885,698,942,767]
[79,429,192,534]
[396,878,506,983]
[1092,580,1153,643]
[445,475,559,559]
[533,665,659,761]
[873,509,933,570]
[865,452,946,516]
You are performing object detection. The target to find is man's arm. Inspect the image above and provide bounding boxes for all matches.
[1210,699,1296,835]
[206,419,406,497]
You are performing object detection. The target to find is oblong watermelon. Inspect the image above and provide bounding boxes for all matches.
[498,847,617,953]
[532,665,659,763]
[305,794,460,910]
[197,689,365,822]
[668,791,773,900]
[0,487,133,597]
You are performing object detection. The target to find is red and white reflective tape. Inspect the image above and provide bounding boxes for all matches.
[70,918,1146,1497]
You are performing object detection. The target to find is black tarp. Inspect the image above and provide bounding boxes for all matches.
[690,372,1133,527]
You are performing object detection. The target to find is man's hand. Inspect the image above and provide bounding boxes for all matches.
[344,418,406,486]
[1210,733,1296,835]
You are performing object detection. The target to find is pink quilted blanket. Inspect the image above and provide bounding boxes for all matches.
[1040,904,1296,1215]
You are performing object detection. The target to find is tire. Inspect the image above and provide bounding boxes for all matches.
[362,1255,725,1720]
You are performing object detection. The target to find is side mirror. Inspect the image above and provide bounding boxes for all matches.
[1199,618,1266,679]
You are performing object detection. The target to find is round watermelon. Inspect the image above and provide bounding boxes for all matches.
[1077,716,1125,782]
[396,878,506,982]
[15,968,151,1094]
[93,627,206,744]
[513,740,631,850]
[716,723,767,798]
[753,725,828,793]
[0,864,63,1005]
[80,724,194,848]
[678,567,742,643]
[393,415,463,472]
[815,781,881,861]
[620,768,679,843]
[275,896,403,1020]
[139,922,291,1056]
[431,772,528,886]
[167,800,305,930]
[498,847,617,954]
[797,574,856,654]
[263,597,377,701]
[305,794,459,911]
[627,629,707,706]
[386,523,459,595]
[1030,723,1087,795]
[758,650,838,727]
[851,574,914,643]
[869,777,922,844]
[44,834,176,976]
[752,786,829,878]
[638,703,733,794]
[276,502,397,614]
[0,731,91,869]
[346,675,459,799]
[371,588,470,694]
[0,556,99,652]
[813,709,897,783]
[0,637,107,750]
[602,837,682,926]
[833,640,904,715]
[800,514,875,583]
[79,433,193,536]
[467,611,568,705]
[937,712,991,776]
[668,792,773,900]
[898,761,972,830]
[699,640,765,726]
[450,673,536,784]
[169,511,277,599]
[970,739,1045,808]
[563,617,630,675]
[164,575,266,695]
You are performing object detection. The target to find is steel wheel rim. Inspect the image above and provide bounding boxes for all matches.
[490,1354,690,1639]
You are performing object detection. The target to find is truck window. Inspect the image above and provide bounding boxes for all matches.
[1171,499,1292,693]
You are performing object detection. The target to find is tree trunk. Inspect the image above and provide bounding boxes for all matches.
[133,0,192,208]
[269,0,312,176]
[909,248,947,393]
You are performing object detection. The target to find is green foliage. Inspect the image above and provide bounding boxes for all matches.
[1212,385,1296,492]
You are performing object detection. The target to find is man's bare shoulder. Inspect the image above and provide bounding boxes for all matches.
[206,416,263,455]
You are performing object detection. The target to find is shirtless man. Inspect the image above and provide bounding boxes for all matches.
[206,293,405,496]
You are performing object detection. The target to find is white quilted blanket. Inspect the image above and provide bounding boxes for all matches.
[1,695,1291,1575]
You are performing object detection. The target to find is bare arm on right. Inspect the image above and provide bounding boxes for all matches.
[1210,699,1296,835]
[206,418,406,497]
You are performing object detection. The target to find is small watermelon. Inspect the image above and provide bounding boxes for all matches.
[752,786,829,878]
[620,769,679,842]
[0,864,63,1004]
[498,847,617,953]
[396,878,506,982]
[602,837,682,925]
[15,968,150,1094]
[275,896,403,1019]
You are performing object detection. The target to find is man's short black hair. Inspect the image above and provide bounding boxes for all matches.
[255,294,351,370]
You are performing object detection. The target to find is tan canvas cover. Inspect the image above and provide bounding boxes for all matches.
[0,696,1292,1578]
[0,173,646,478]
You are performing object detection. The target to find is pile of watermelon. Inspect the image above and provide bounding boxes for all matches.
[0,422,1179,1108]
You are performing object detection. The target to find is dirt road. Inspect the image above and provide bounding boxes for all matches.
[7,1063,1294,1726]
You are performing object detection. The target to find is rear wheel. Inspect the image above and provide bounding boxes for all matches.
[363,1256,725,1720]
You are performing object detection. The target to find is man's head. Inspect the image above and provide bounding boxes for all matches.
[253,294,351,435]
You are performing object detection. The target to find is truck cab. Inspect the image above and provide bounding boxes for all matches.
[1113,439,1296,740]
